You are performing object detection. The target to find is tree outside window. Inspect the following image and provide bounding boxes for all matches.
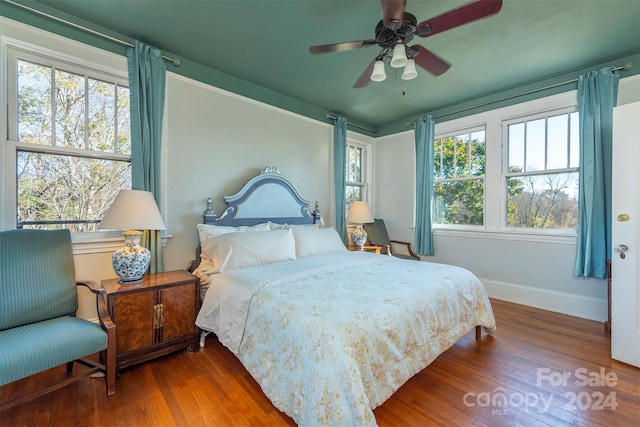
[13,54,131,231]
[433,129,486,226]
[505,111,579,229]
[346,143,367,211]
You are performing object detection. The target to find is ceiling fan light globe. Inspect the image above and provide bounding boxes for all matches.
[402,59,418,80]
[371,60,387,82]
[390,43,408,68]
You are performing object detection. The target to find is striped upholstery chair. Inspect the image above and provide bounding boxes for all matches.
[364,218,420,260]
[0,229,116,410]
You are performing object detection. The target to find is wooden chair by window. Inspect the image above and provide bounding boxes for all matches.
[0,229,116,411]
[364,218,420,260]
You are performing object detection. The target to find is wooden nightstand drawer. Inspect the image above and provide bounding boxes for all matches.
[102,270,200,370]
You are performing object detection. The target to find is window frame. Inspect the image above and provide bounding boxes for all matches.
[432,125,487,230]
[345,140,371,211]
[501,106,580,233]
[2,39,131,240]
[422,91,580,242]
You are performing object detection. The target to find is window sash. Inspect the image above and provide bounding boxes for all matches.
[503,108,579,230]
[5,44,131,234]
[7,46,130,142]
[345,142,370,209]
[434,177,485,226]
[433,126,486,226]
[503,107,578,172]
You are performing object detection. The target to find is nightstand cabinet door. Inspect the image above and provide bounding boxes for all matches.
[102,270,200,369]
[112,291,155,353]
[160,284,197,341]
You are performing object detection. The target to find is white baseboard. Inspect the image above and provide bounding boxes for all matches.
[480,278,607,322]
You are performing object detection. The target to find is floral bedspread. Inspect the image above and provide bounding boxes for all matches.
[197,252,495,426]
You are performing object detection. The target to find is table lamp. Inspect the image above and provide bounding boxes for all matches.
[346,201,374,249]
[98,190,166,282]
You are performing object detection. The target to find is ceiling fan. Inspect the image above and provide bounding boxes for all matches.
[309,0,503,88]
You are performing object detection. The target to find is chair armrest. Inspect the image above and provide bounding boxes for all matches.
[390,240,420,260]
[96,293,116,331]
[76,281,115,332]
[76,280,104,295]
[370,244,392,256]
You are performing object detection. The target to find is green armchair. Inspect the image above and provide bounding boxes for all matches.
[0,229,116,410]
[364,218,420,260]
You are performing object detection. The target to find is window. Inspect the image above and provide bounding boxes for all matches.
[433,128,486,226]
[345,142,369,211]
[504,110,579,229]
[7,47,131,232]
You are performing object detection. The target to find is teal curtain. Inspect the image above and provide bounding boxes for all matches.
[127,40,166,274]
[333,116,348,244]
[574,67,619,278]
[414,116,435,255]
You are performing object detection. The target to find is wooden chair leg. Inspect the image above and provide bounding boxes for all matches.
[475,325,481,340]
[104,333,116,396]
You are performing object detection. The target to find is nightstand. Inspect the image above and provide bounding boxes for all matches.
[102,270,200,370]
[348,245,384,254]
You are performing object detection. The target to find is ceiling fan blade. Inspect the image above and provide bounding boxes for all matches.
[309,39,377,54]
[416,0,503,38]
[381,0,406,30]
[353,59,377,89]
[410,45,451,76]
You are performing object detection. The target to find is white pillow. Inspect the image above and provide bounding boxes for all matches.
[292,227,347,258]
[268,222,320,231]
[197,222,270,243]
[201,228,296,273]
[191,265,212,286]
[196,223,272,275]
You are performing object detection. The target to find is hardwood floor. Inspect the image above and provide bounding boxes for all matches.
[2,299,639,426]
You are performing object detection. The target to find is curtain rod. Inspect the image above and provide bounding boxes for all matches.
[406,63,632,127]
[5,0,181,65]
[326,114,378,133]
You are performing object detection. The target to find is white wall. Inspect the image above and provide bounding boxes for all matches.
[374,75,640,322]
[161,73,362,272]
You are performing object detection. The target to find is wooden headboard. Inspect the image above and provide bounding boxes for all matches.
[188,166,321,272]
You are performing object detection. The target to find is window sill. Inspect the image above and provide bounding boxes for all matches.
[71,233,172,255]
[431,228,577,245]
[405,226,577,245]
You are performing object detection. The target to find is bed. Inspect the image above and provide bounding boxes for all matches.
[191,166,496,427]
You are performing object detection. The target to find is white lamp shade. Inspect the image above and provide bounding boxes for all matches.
[370,60,387,82]
[346,201,374,224]
[390,44,408,68]
[402,59,418,80]
[98,190,166,231]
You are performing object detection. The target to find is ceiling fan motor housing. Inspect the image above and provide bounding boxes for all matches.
[375,13,417,49]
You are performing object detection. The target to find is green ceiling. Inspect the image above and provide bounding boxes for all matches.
[2,0,639,136]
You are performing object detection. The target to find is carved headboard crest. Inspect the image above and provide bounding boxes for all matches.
[202,166,321,227]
